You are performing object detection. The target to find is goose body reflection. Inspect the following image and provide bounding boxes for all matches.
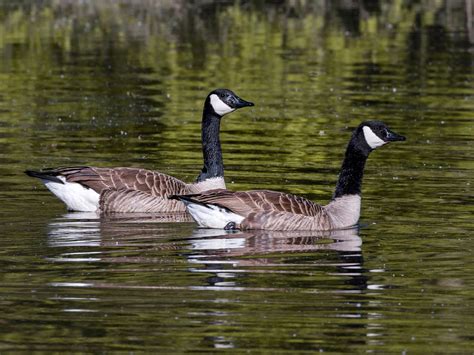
[188,227,362,255]
[45,213,369,332]
[185,227,365,290]
[47,211,193,249]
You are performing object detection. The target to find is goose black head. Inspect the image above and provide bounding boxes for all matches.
[206,88,254,117]
[359,121,406,151]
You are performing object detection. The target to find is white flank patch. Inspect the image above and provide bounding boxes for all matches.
[43,176,100,212]
[363,126,386,149]
[185,201,244,229]
[210,94,235,116]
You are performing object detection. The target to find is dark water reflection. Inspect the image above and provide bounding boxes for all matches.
[44,214,369,351]
[1,0,473,352]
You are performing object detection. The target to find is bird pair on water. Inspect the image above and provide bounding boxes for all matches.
[25,88,406,231]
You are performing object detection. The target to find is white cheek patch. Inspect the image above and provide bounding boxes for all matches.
[363,126,386,149]
[210,94,235,116]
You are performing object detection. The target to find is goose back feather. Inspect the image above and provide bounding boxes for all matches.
[99,177,226,214]
[180,189,324,217]
[46,166,187,196]
[174,189,336,230]
[99,188,185,213]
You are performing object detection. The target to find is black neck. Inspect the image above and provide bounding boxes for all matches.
[196,107,223,182]
[333,133,371,198]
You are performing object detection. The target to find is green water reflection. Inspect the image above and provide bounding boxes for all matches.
[0,0,473,352]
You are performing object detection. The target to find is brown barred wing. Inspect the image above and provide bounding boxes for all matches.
[56,166,187,197]
[185,189,324,218]
[99,188,187,213]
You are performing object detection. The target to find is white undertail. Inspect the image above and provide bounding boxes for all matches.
[184,201,244,229]
[43,176,100,212]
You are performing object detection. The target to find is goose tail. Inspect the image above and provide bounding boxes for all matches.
[24,169,65,184]
[25,168,99,212]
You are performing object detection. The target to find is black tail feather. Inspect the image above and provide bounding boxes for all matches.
[24,170,65,184]
[170,194,213,209]
[170,194,234,212]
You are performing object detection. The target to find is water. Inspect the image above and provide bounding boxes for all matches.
[1,0,473,352]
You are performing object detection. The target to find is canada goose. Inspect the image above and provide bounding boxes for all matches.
[25,89,254,212]
[172,121,406,231]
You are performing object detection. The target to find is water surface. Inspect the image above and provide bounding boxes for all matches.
[0,0,473,352]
